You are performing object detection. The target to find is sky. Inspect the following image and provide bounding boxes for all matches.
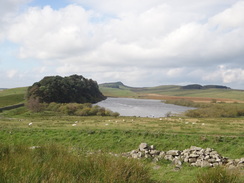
[0,0,244,89]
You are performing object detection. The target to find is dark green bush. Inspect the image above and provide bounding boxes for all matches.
[43,103,120,117]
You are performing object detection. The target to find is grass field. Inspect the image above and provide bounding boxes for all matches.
[1,85,244,182]
[1,107,244,182]
[0,87,27,107]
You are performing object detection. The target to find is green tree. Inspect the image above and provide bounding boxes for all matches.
[26,75,106,104]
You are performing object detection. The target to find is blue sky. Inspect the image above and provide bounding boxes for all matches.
[0,0,244,89]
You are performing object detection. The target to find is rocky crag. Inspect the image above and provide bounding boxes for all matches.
[122,143,244,169]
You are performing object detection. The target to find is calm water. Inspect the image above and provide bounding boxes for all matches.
[96,97,195,117]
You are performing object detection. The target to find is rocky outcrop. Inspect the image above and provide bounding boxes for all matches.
[122,143,244,169]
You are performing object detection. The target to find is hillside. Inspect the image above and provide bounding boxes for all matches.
[1,81,243,109]
[99,82,244,102]
[0,87,27,107]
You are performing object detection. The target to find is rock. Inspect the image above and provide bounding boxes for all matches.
[190,146,202,151]
[158,151,165,158]
[166,150,181,156]
[130,150,138,154]
[184,157,189,163]
[139,143,149,151]
[189,154,199,158]
[189,158,197,163]
[194,160,202,167]
[201,160,212,167]
[210,151,218,155]
[150,150,161,156]
[172,158,182,167]
[123,143,244,169]
[208,159,216,163]
[164,155,174,161]
[145,154,151,158]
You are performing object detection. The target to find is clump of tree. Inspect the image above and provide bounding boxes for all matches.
[26,74,106,104]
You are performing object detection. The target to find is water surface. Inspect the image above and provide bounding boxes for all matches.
[96,97,195,117]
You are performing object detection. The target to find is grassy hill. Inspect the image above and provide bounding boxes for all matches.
[1,82,243,109]
[0,87,27,107]
[99,82,244,102]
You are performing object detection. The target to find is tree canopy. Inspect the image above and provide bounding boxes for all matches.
[26,75,106,104]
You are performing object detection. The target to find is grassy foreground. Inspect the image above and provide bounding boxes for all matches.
[0,144,153,183]
[1,85,244,182]
[1,107,244,182]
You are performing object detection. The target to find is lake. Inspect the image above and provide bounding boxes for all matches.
[96,97,195,117]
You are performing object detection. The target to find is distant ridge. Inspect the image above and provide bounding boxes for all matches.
[181,84,231,90]
[99,82,231,90]
[99,82,128,89]
[98,82,243,101]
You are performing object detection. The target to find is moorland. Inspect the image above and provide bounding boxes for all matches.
[0,81,244,182]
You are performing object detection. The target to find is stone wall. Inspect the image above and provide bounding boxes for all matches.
[0,103,24,112]
[122,143,244,169]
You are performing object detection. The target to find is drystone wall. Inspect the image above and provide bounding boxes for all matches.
[0,103,24,112]
[122,143,244,169]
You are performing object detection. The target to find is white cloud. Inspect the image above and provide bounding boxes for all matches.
[0,0,31,41]
[203,65,244,85]
[7,5,98,60]
[7,69,18,78]
[166,68,185,77]
[1,0,244,89]
[210,1,244,29]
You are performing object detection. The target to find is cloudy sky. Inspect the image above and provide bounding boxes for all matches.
[0,0,244,89]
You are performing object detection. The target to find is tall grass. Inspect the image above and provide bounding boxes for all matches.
[196,166,243,183]
[186,103,244,118]
[0,143,155,183]
[165,99,211,108]
[165,99,244,118]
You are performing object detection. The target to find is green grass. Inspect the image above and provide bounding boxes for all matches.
[0,94,25,107]
[0,107,244,182]
[1,85,244,182]
[0,87,27,97]
[0,87,27,107]
[196,166,243,183]
[0,144,154,183]
[99,87,138,98]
